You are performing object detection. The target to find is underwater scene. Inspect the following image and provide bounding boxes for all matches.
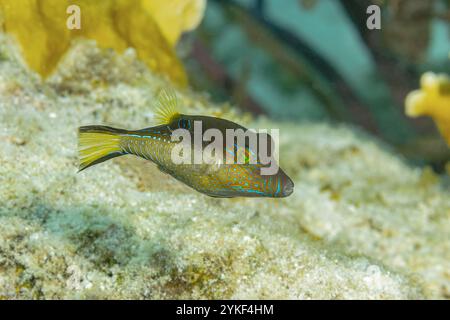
[0,0,449,300]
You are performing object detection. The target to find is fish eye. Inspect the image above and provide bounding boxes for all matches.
[178,119,190,129]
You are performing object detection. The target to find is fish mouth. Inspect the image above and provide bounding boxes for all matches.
[281,176,294,197]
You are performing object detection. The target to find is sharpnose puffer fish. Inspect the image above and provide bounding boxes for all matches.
[78,89,294,198]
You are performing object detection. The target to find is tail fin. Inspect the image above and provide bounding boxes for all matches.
[78,125,127,172]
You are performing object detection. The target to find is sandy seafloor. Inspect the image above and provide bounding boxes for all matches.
[0,35,449,299]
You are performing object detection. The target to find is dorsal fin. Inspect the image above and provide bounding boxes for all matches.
[154,87,180,124]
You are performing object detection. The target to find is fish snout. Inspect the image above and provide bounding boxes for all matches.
[281,176,294,197]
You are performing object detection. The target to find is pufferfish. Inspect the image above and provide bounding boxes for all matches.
[405,72,450,146]
[78,89,294,198]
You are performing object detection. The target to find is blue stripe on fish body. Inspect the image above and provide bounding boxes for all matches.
[231,185,267,195]
[275,177,281,196]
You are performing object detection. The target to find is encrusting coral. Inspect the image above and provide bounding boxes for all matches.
[405,71,450,146]
[0,0,206,85]
[0,34,449,299]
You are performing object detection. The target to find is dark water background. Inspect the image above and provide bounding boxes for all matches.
[182,0,450,171]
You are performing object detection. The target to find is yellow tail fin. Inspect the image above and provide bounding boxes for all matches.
[78,126,126,172]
